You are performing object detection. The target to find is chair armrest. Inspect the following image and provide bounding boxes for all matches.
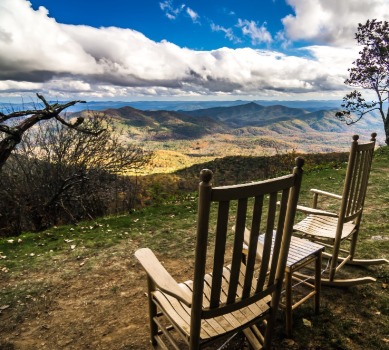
[296,204,338,217]
[310,189,342,200]
[135,248,192,306]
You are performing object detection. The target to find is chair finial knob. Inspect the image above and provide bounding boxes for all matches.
[352,135,359,141]
[295,157,305,168]
[200,169,213,183]
[371,132,377,141]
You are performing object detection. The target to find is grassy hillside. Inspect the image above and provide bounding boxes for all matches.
[0,148,388,349]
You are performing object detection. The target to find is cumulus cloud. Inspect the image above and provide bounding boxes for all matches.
[0,0,98,80]
[282,0,389,46]
[0,0,361,100]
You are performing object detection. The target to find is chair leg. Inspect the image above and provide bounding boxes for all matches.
[147,276,159,346]
[264,288,282,349]
[243,326,263,349]
[349,228,359,260]
[284,271,293,338]
[314,251,321,314]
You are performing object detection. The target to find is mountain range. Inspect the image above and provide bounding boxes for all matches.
[75,101,381,139]
[71,101,384,173]
[1,99,343,114]
[182,102,310,127]
[71,99,343,113]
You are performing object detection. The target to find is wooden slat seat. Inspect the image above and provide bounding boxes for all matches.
[293,215,355,242]
[256,233,324,267]
[153,263,272,342]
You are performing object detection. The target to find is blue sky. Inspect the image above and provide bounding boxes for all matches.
[0,0,388,102]
[27,0,294,51]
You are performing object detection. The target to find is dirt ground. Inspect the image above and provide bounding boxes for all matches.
[0,237,387,350]
[0,239,283,350]
[0,240,155,350]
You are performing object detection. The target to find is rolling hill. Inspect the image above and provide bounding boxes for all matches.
[71,102,384,173]
[182,102,310,127]
[75,105,228,140]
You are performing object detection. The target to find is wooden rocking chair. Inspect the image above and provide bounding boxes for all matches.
[293,133,388,286]
[135,158,304,349]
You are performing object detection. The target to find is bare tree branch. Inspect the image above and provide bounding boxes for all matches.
[55,114,105,136]
[0,93,102,170]
[0,93,85,122]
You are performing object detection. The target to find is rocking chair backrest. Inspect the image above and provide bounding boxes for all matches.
[340,133,376,223]
[190,157,304,329]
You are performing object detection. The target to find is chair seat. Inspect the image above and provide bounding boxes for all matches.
[152,265,271,342]
[293,215,355,242]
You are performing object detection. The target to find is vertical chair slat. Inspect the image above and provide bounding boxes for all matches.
[357,150,370,210]
[347,150,360,216]
[255,193,277,293]
[354,150,367,212]
[341,137,358,225]
[268,188,289,284]
[263,192,278,285]
[363,149,374,201]
[210,201,230,308]
[352,151,364,214]
[227,198,248,304]
[242,195,264,298]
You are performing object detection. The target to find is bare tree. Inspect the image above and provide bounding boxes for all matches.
[0,114,151,235]
[0,97,152,235]
[0,93,103,170]
[336,20,389,144]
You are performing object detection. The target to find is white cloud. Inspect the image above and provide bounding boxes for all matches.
[282,0,389,46]
[211,23,241,43]
[236,19,272,45]
[0,0,361,101]
[0,0,98,79]
[186,7,200,23]
[0,80,42,92]
[159,0,184,20]
[275,31,292,49]
[160,2,200,24]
